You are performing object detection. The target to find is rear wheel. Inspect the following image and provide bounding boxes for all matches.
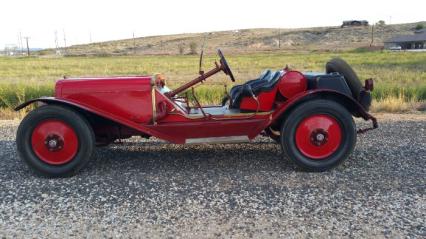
[16,105,95,177]
[280,99,356,171]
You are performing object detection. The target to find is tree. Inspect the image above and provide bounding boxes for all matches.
[189,42,198,55]
[377,20,385,26]
[178,43,185,55]
[415,24,424,30]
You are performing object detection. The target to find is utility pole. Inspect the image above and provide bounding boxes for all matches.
[18,31,23,54]
[54,30,60,53]
[24,37,30,56]
[63,29,67,55]
[278,28,281,49]
[133,32,136,55]
[89,31,92,43]
[370,24,375,47]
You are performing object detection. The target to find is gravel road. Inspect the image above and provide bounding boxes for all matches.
[0,114,425,238]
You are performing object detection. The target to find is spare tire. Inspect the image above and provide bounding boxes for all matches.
[326,58,362,100]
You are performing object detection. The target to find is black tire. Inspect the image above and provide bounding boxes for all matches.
[16,105,95,177]
[280,99,356,171]
[326,58,363,100]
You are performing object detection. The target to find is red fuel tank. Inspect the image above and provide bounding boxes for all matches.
[278,71,307,99]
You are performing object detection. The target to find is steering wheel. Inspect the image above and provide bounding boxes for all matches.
[217,49,235,82]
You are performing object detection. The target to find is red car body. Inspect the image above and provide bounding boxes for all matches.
[15,51,377,177]
[18,73,374,144]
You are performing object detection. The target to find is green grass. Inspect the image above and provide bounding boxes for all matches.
[0,51,425,112]
[0,82,54,108]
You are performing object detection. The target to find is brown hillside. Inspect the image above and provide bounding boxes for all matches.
[42,21,425,56]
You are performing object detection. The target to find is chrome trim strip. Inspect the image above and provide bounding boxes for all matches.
[167,111,272,120]
[185,136,249,144]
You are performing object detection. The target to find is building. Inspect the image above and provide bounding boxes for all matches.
[3,44,19,56]
[385,30,426,50]
[341,20,369,28]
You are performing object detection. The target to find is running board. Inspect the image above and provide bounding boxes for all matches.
[185,136,250,144]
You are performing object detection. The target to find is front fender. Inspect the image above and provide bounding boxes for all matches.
[15,97,73,111]
[14,97,180,143]
[271,90,377,132]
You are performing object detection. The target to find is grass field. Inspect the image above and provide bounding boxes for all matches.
[0,51,425,117]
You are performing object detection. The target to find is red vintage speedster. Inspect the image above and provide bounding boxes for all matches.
[15,50,377,177]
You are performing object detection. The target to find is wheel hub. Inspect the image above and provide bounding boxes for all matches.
[44,135,64,152]
[295,114,342,160]
[310,129,328,146]
[31,120,79,165]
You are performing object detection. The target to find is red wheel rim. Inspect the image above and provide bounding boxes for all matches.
[31,120,79,165]
[295,114,342,160]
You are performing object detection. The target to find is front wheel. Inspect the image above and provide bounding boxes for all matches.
[16,105,95,177]
[280,99,356,171]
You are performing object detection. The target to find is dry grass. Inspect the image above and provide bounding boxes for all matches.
[0,108,26,120]
[371,98,424,113]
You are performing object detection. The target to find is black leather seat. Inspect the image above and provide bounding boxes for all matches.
[229,70,281,109]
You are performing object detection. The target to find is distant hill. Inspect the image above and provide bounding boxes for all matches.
[39,21,426,56]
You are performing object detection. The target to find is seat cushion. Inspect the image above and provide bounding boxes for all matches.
[251,71,281,94]
[229,85,251,109]
[229,70,282,109]
[229,70,272,97]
